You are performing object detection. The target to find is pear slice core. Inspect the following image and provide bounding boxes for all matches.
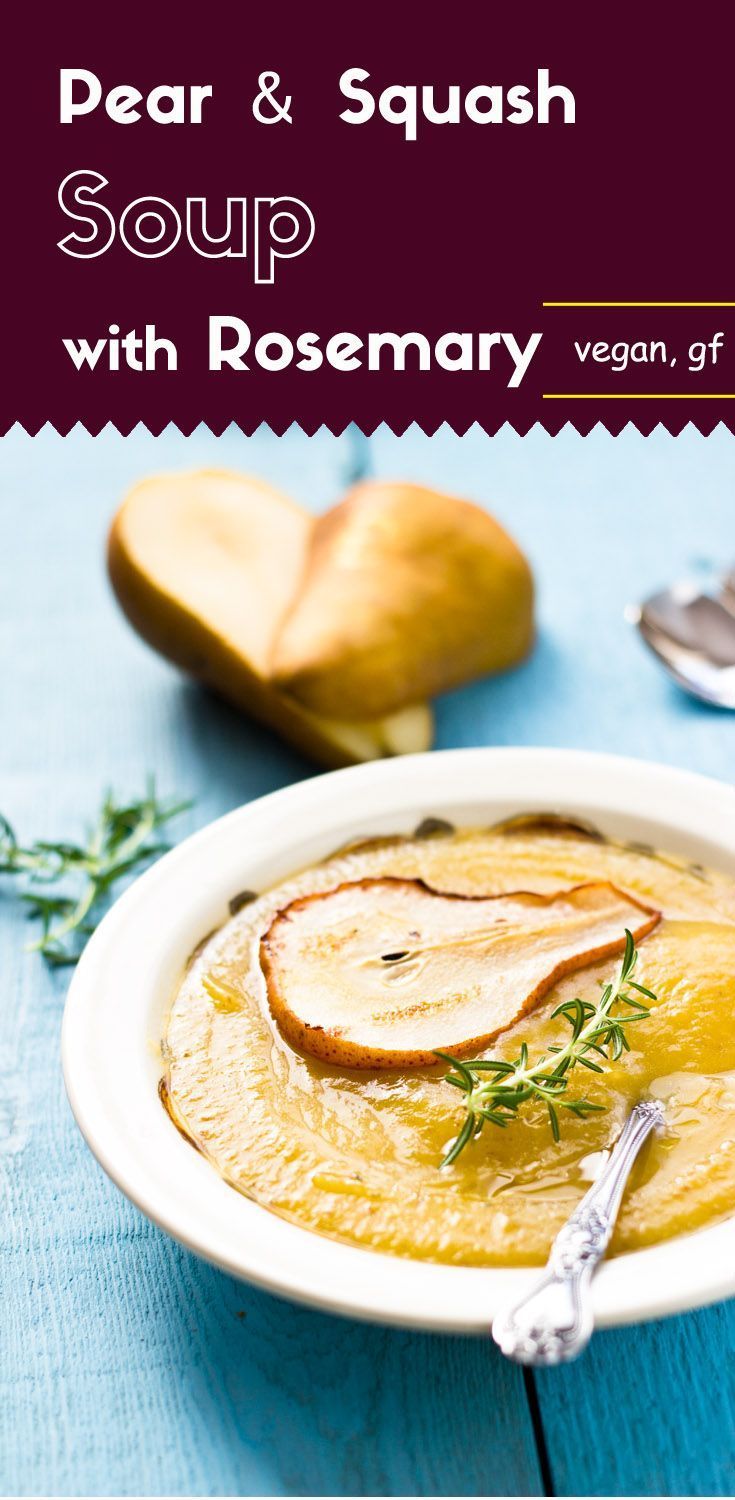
[260,878,661,1067]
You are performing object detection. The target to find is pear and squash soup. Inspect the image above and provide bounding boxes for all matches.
[161,818,735,1267]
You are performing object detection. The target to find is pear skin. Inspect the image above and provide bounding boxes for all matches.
[107,470,433,769]
[271,481,535,720]
[261,878,660,1067]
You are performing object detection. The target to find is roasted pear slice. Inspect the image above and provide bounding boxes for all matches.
[271,480,535,720]
[260,878,661,1067]
[108,470,433,769]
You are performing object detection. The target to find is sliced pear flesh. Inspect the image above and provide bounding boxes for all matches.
[316,702,433,763]
[260,878,661,1068]
[107,470,433,769]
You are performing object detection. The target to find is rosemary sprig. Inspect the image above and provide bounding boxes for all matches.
[0,782,190,966]
[437,930,656,1167]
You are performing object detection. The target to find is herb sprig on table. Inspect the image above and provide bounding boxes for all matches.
[0,783,190,966]
[436,930,655,1166]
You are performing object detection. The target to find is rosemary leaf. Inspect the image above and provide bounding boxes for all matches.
[438,930,655,1167]
[0,781,190,966]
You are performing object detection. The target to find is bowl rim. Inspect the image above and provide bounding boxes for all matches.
[62,746,735,1333]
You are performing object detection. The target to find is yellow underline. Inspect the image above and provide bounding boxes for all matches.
[542,393,735,400]
[543,301,735,308]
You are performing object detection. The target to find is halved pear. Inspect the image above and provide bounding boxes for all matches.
[107,470,433,769]
[260,878,660,1067]
[271,480,535,720]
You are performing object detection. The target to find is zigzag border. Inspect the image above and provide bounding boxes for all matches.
[2,418,734,440]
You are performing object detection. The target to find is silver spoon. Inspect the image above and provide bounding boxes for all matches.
[721,570,735,614]
[630,579,735,708]
[491,1098,665,1366]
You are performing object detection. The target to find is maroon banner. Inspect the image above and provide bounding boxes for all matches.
[4,0,735,435]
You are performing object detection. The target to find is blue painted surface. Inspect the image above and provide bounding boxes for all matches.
[1,423,734,1495]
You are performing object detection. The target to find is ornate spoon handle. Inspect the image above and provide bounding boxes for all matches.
[491,1099,664,1366]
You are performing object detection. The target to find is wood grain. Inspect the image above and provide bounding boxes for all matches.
[4,420,735,1494]
[0,425,540,1497]
[372,423,735,1497]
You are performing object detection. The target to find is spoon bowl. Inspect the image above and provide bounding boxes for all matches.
[631,580,735,708]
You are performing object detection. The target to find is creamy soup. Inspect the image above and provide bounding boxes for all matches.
[162,820,735,1266]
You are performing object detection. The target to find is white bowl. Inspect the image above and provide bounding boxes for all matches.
[62,747,735,1333]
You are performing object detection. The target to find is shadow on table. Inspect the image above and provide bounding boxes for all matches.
[146,1224,735,1497]
[149,641,735,1498]
[144,1237,542,1498]
[172,682,317,821]
[434,631,575,752]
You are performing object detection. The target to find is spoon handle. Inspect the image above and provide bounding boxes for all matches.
[491,1099,664,1366]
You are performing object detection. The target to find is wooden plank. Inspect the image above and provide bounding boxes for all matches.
[370,421,735,1496]
[0,424,540,1497]
[536,1308,735,1495]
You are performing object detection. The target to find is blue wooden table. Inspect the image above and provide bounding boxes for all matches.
[2,422,735,1496]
